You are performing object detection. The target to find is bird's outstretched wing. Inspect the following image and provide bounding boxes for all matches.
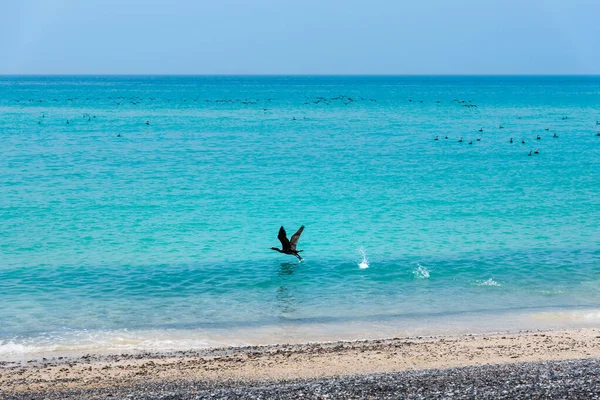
[278,226,291,251]
[289,225,304,250]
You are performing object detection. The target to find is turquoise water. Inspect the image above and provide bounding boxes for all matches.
[1,76,599,358]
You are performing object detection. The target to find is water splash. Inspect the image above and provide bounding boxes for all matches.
[474,278,501,287]
[413,263,430,279]
[358,248,369,269]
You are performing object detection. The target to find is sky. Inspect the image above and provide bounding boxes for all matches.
[1,0,599,75]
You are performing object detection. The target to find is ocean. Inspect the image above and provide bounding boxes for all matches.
[1,75,599,360]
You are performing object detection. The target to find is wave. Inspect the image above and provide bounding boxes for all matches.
[5,306,600,361]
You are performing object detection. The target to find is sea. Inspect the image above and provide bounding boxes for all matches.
[1,76,599,360]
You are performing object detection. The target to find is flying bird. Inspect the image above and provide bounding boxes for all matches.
[271,226,305,261]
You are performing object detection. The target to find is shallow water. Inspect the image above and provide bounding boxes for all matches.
[1,76,599,359]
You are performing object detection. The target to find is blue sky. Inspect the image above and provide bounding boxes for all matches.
[1,0,599,74]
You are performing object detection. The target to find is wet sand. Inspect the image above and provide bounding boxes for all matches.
[2,328,600,399]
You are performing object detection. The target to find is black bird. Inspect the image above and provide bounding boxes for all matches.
[445,135,448,139]
[477,137,481,141]
[458,137,463,142]
[534,148,539,154]
[510,138,513,143]
[596,132,600,136]
[522,138,525,144]
[545,126,549,131]
[553,132,559,138]
[434,135,439,141]
[479,128,483,132]
[536,135,541,140]
[146,121,150,125]
[468,140,473,145]
[271,226,305,261]
[528,150,532,156]
[499,124,504,129]
[117,133,121,137]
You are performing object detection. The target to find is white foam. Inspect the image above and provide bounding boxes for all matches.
[0,341,30,355]
[0,330,230,361]
[474,278,501,287]
[413,263,430,279]
[532,309,600,323]
[358,247,369,269]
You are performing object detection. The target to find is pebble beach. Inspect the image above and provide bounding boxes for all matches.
[3,329,600,399]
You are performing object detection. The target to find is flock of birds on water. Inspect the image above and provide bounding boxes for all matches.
[431,115,600,156]
[10,95,600,155]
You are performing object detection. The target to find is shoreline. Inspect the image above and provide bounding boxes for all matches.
[3,328,600,398]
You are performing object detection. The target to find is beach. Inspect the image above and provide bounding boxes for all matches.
[3,328,600,399]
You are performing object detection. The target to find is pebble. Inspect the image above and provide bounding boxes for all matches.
[4,358,600,399]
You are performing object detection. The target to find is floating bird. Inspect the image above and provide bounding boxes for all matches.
[66,120,69,124]
[271,226,305,261]
[458,137,463,142]
[146,121,150,125]
[434,136,439,141]
[528,150,532,156]
[499,125,504,129]
[522,138,525,144]
[534,148,539,154]
[510,138,513,143]
[553,132,559,138]
[477,137,481,141]
[536,135,541,140]
[596,132,600,136]
[545,127,549,131]
[468,140,473,145]
[117,133,121,137]
[479,128,483,132]
[445,135,448,139]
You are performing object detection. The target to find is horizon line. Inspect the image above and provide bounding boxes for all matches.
[1,73,600,77]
